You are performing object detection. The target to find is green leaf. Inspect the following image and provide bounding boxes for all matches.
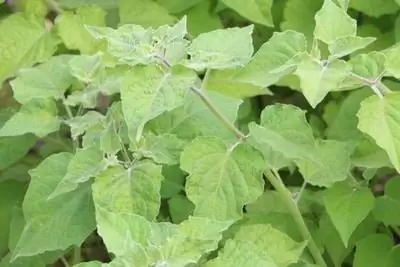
[0,135,36,171]
[57,0,118,9]
[324,182,375,246]
[234,30,307,88]
[0,99,60,138]
[353,234,394,267]
[373,178,400,225]
[186,0,223,36]
[248,104,316,164]
[68,53,105,84]
[160,165,185,199]
[55,5,107,54]
[207,224,306,267]
[349,0,399,18]
[65,111,105,140]
[119,0,176,27]
[295,55,351,108]
[92,162,163,220]
[121,65,196,142]
[49,146,105,199]
[0,14,58,83]
[297,140,352,187]
[350,52,386,80]
[221,0,274,27]
[185,26,254,71]
[156,0,203,13]
[10,55,75,104]
[168,194,195,223]
[384,45,400,79]
[357,93,400,172]
[314,0,356,44]
[180,137,264,220]
[328,36,376,59]
[12,153,95,260]
[132,132,185,165]
[147,91,242,141]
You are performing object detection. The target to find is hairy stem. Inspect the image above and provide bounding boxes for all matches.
[264,169,327,267]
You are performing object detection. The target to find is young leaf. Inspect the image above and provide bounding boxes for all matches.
[206,224,307,267]
[119,0,175,27]
[180,137,265,220]
[49,145,105,199]
[0,99,60,138]
[295,55,351,108]
[234,30,307,88]
[0,13,58,83]
[314,0,357,44]
[328,36,376,59]
[10,55,75,104]
[357,93,400,172]
[220,0,273,27]
[297,140,352,187]
[68,53,105,84]
[353,234,394,267]
[324,182,375,246]
[12,153,95,260]
[185,26,254,71]
[373,178,400,225]
[92,162,163,220]
[55,5,107,54]
[349,52,386,80]
[121,65,196,142]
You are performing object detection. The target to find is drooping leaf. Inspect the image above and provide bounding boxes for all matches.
[180,137,265,220]
[12,153,95,260]
[0,13,58,83]
[295,55,351,108]
[221,0,274,27]
[357,93,400,172]
[234,30,307,88]
[119,0,176,27]
[184,26,254,71]
[373,178,400,225]
[0,99,60,138]
[121,65,196,142]
[10,55,75,104]
[314,0,356,44]
[324,182,375,246]
[49,145,105,199]
[55,5,107,54]
[92,162,163,220]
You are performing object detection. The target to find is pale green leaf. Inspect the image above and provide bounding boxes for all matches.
[0,14,58,83]
[221,0,273,27]
[121,65,196,141]
[234,30,307,88]
[384,45,400,79]
[68,53,105,84]
[353,234,394,267]
[132,132,185,165]
[65,111,105,140]
[92,162,163,220]
[357,93,400,171]
[185,26,254,71]
[0,99,60,138]
[49,146,105,199]
[186,0,223,36]
[10,55,75,104]
[280,0,323,44]
[147,91,242,141]
[324,182,375,246]
[373,178,400,225]
[297,140,352,187]
[248,104,316,164]
[168,194,195,223]
[349,52,386,80]
[329,36,376,59]
[314,0,356,44]
[12,153,95,260]
[119,0,176,27]
[180,137,264,220]
[55,5,107,54]
[207,224,306,267]
[295,55,351,108]
[349,0,399,17]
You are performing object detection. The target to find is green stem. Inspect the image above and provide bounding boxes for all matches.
[264,169,327,267]
[62,101,79,151]
[71,246,81,265]
[60,256,70,267]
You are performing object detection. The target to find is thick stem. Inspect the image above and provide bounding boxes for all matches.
[264,170,327,267]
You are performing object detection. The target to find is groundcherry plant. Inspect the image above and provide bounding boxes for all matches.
[1,0,400,266]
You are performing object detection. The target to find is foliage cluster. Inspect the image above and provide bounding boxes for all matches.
[1,0,400,266]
